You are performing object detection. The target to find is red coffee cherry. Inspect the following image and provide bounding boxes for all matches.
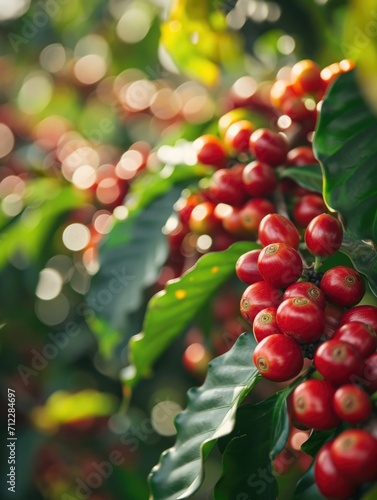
[320,266,365,307]
[339,304,377,331]
[206,165,248,206]
[314,443,357,499]
[193,134,226,168]
[242,161,277,197]
[292,379,340,430]
[283,282,326,310]
[304,213,343,257]
[276,297,325,343]
[249,128,288,167]
[332,321,377,359]
[363,352,377,393]
[330,429,377,483]
[314,339,364,386]
[176,193,202,225]
[293,194,326,227]
[236,249,262,285]
[333,384,372,424]
[323,302,346,340]
[270,79,298,109]
[189,201,222,234]
[257,243,303,289]
[240,281,283,325]
[252,334,303,382]
[224,120,254,154]
[287,146,318,166]
[219,205,244,236]
[240,198,275,234]
[253,307,282,343]
[258,214,300,249]
[291,59,323,95]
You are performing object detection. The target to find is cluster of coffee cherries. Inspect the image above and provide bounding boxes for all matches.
[235,212,377,497]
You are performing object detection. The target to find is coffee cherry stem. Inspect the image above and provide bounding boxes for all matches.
[314,255,322,272]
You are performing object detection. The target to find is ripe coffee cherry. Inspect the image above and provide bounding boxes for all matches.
[218,108,251,138]
[333,384,372,424]
[293,194,326,227]
[257,243,303,289]
[291,59,323,95]
[236,249,262,284]
[252,334,303,382]
[224,120,254,154]
[283,282,326,310]
[305,213,343,257]
[286,146,318,166]
[258,214,300,249]
[320,266,365,307]
[253,307,282,342]
[270,79,298,108]
[221,206,246,236]
[176,193,202,225]
[242,161,277,197]
[193,134,226,168]
[189,201,221,234]
[363,352,377,393]
[240,198,275,233]
[323,302,346,339]
[292,379,340,430]
[277,297,325,343]
[206,165,248,206]
[240,281,283,325]
[330,429,377,483]
[314,443,357,499]
[249,128,288,167]
[332,321,377,359]
[314,339,364,386]
[339,304,377,331]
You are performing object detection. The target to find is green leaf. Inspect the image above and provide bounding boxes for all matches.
[340,231,377,297]
[214,396,278,500]
[86,186,181,359]
[314,70,377,247]
[0,179,86,269]
[278,165,322,193]
[300,430,335,458]
[293,464,324,500]
[122,241,259,387]
[149,332,261,500]
[270,384,296,460]
[86,164,205,359]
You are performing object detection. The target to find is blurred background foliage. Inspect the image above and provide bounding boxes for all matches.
[0,0,371,499]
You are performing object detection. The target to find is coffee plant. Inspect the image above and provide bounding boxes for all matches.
[88,60,377,499]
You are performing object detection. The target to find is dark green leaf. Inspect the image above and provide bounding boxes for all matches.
[86,164,206,359]
[148,333,261,500]
[122,242,259,387]
[214,396,278,500]
[314,70,377,247]
[278,165,322,193]
[270,384,296,460]
[293,464,325,500]
[301,430,335,458]
[86,186,181,359]
[340,231,377,297]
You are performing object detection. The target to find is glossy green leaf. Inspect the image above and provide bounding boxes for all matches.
[214,396,278,500]
[314,70,377,247]
[270,384,296,460]
[149,333,261,500]
[293,464,324,500]
[122,241,259,387]
[86,186,181,359]
[0,178,86,269]
[278,165,322,193]
[340,231,377,297]
[300,430,335,458]
[86,164,205,359]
